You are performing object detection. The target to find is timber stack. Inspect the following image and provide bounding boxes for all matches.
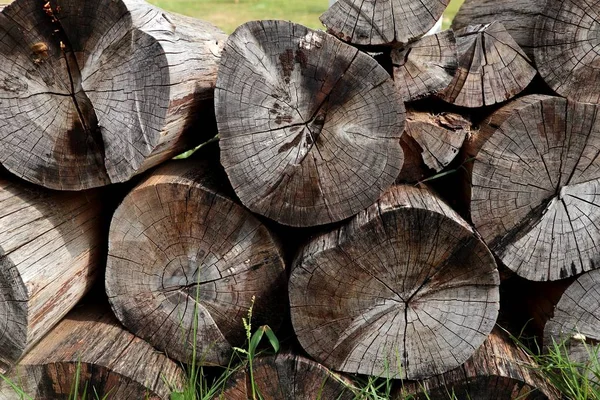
[0,0,599,398]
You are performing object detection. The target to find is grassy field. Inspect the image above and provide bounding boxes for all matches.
[149,0,465,34]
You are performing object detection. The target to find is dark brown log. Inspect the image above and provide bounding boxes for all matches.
[216,20,405,227]
[0,304,185,400]
[438,22,537,108]
[534,0,600,104]
[320,0,450,46]
[289,185,500,379]
[544,269,600,377]
[214,353,356,399]
[0,173,103,374]
[391,30,458,102]
[468,95,600,281]
[0,0,226,190]
[451,0,546,61]
[400,327,560,399]
[106,155,287,366]
[398,110,470,183]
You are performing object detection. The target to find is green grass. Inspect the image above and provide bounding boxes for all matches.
[148,0,465,34]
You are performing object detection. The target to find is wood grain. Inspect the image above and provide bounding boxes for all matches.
[289,185,500,379]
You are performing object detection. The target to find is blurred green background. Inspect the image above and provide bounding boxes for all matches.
[148,0,465,34]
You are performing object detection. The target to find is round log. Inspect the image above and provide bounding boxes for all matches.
[439,22,537,108]
[320,0,450,46]
[469,95,600,281]
[0,304,185,400]
[544,269,600,379]
[216,20,405,227]
[0,172,103,374]
[391,30,458,102]
[534,0,600,104]
[106,155,287,366]
[451,0,547,61]
[400,327,560,399]
[398,110,470,183]
[289,185,500,379]
[215,353,355,399]
[0,0,226,190]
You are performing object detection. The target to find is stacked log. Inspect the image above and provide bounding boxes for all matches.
[106,153,287,366]
[0,304,185,399]
[0,171,103,373]
[0,0,226,190]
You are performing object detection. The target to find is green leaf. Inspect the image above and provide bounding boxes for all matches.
[262,325,280,353]
[248,327,265,356]
[169,392,185,400]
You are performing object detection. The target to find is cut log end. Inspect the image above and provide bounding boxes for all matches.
[106,157,286,366]
[439,22,536,108]
[0,0,225,190]
[320,0,450,46]
[216,20,405,227]
[470,95,600,281]
[289,185,500,380]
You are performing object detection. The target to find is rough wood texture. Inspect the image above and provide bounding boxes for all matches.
[214,353,355,399]
[451,0,547,61]
[0,304,185,400]
[544,269,600,379]
[216,20,405,227]
[534,0,600,104]
[439,22,537,108]
[0,173,103,374]
[469,95,600,281]
[320,0,450,46]
[106,156,286,366]
[289,185,500,379]
[398,110,470,183]
[0,0,226,190]
[401,327,559,399]
[391,30,458,102]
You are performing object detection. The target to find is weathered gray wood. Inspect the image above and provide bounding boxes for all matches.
[214,353,355,399]
[391,30,458,102]
[544,269,600,383]
[400,327,560,399]
[398,110,469,183]
[0,304,185,399]
[534,0,600,104]
[451,0,547,61]
[0,0,226,190]
[216,20,405,227]
[106,156,286,366]
[0,172,103,374]
[469,95,600,281]
[289,185,500,379]
[320,0,450,46]
[439,22,537,108]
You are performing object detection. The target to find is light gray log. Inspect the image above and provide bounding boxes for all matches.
[216,20,405,227]
[0,0,226,190]
[0,173,103,373]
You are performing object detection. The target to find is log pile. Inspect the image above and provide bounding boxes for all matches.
[1,0,600,398]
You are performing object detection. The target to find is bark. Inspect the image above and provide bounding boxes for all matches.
[544,269,600,381]
[534,0,600,104]
[0,172,103,374]
[398,110,470,183]
[0,0,226,190]
[320,0,450,46]
[468,95,600,281]
[289,185,500,380]
[0,304,185,400]
[214,353,356,400]
[106,155,287,366]
[216,20,405,227]
[439,22,537,108]
[400,327,560,399]
[451,0,547,61]
[391,30,458,102]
